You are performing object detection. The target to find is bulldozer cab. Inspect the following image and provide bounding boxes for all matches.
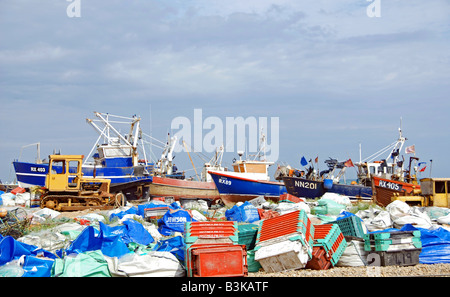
[46,155,84,192]
[421,178,450,208]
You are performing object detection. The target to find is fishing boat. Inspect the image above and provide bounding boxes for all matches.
[354,125,422,206]
[13,112,154,200]
[209,133,287,205]
[281,158,373,201]
[148,135,222,202]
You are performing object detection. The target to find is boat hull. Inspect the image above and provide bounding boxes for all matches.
[13,161,153,188]
[209,171,287,206]
[371,175,421,207]
[149,176,220,201]
[282,176,373,201]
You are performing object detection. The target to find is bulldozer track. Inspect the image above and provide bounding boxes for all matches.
[41,194,119,212]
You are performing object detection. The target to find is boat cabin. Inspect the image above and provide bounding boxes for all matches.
[232,160,273,181]
[94,142,135,167]
[420,178,450,208]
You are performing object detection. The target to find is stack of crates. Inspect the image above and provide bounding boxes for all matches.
[363,230,422,266]
[306,224,347,269]
[254,210,315,272]
[330,215,365,238]
[238,223,259,251]
[184,221,248,277]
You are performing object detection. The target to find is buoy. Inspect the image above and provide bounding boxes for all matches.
[0,208,8,218]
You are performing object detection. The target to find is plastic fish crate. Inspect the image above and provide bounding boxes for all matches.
[364,230,422,252]
[312,224,347,266]
[144,206,170,219]
[187,244,248,277]
[364,237,422,252]
[185,221,238,244]
[371,248,422,267]
[279,193,304,204]
[185,244,242,277]
[327,235,347,266]
[254,238,310,272]
[238,224,259,250]
[305,246,332,270]
[364,230,421,241]
[255,210,312,245]
[330,215,365,238]
[313,224,342,251]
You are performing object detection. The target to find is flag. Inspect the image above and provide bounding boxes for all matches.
[405,145,415,154]
[301,156,308,166]
[418,162,427,172]
[344,159,354,167]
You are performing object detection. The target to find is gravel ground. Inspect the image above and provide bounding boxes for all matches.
[23,207,450,278]
[249,263,450,277]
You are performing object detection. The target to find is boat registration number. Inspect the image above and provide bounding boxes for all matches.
[378,180,403,191]
[294,180,318,190]
[219,178,232,186]
[31,167,46,173]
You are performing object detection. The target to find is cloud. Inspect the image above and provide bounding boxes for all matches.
[0,0,449,180]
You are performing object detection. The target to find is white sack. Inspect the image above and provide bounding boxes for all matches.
[190,209,207,221]
[274,202,310,215]
[1,193,16,206]
[105,251,185,277]
[320,193,352,206]
[362,210,393,232]
[437,213,450,225]
[15,192,30,207]
[31,208,61,223]
[336,240,369,267]
[386,200,411,220]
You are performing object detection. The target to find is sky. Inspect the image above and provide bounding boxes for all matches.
[0,0,449,183]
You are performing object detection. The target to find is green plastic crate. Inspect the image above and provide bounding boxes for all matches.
[330,215,365,238]
[314,224,342,251]
[238,223,259,250]
[363,230,422,252]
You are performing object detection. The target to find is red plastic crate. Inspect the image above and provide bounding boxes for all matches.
[305,246,332,270]
[259,210,304,224]
[257,208,280,219]
[279,193,305,203]
[185,244,236,276]
[256,210,313,247]
[189,245,248,277]
[185,221,238,242]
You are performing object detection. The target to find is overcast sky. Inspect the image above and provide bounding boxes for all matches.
[1,0,449,182]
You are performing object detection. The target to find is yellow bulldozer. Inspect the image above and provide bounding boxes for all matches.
[392,177,450,208]
[40,155,124,211]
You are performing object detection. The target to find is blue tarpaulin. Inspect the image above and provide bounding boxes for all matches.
[225,201,260,223]
[109,206,139,221]
[401,224,450,264]
[158,209,196,236]
[65,219,154,258]
[0,235,56,277]
[22,256,55,277]
[153,236,186,262]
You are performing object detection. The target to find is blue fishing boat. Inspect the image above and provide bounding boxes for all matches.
[13,112,154,199]
[277,157,372,201]
[282,176,372,200]
[209,170,286,205]
[208,133,287,205]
